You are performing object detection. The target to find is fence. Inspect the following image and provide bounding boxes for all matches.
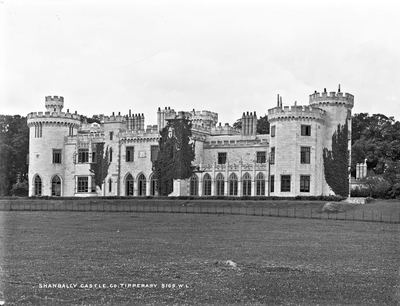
[0,201,399,224]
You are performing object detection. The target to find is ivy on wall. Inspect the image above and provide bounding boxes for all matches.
[153,117,195,196]
[89,142,110,190]
[323,121,349,197]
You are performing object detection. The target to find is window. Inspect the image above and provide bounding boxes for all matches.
[92,151,96,163]
[242,173,252,196]
[138,173,146,196]
[257,152,266,163]
[229,173,238,196]
[216,173,225,196]
[203,174,212,196]
[108,178,112,193]
[78,149,89,163]
[190,174,199,196]
[270,175,275,193]
[35,123,43,138]
[34,175,42,196]
[150,175,157,196]
[281,175,291,192]
[126,146,134,162]
[109,132,113,140]
[51,175,61,196]
[109,147,113,163]
[52,149,61,164]
[271,125,276,137]
[270,147,275,164]
[69,126,74,136]
[77,177,89,193]
[256,173,265,196]
[300,147,311,164]
[301,125,311,136]
[151,146,159,162]
[126,174,134,196]
[218,153,227,165]
[300,175,310,192]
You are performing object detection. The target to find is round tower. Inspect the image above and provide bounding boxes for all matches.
[27,96,81,196]
[268,104,327,196]
[309,86,354,195]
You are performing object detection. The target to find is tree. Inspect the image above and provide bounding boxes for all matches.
[152,117,195,196]
[323,122,349,197]
[359,171,391,198]
[89,142,110,190]
[0,115,29,196]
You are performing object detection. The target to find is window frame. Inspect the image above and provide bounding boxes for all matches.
[218,152,227,165]
[281,175,291,192]
[52,149,62,164]
[301,125,311,136]
[271,125,276,137]
[300,147,311,164]
[78,148,89,163]
[77,176,89,193]
[300,175,311,192]
[126,146,134,162]
[257,151,266,163]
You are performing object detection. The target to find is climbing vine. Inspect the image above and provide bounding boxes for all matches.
[323,122,349,197]
[152,117,195,196]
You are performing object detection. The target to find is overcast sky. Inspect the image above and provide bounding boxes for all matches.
[1,0,400,126]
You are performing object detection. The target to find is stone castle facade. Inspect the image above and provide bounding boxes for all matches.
[27,87,354,197]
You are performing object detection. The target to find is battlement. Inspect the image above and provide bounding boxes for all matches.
[309,88,354,108]
[268,105,326,122]
[45,96,64,102]
[210,123,239,136]
[27,111,81,121]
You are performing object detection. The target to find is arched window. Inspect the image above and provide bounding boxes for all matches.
[51,175,61,196]
[108,178,112,193]
[150,174,157,196]
[126,174,134,196]
[203,173,211,196]
[216,173,225,196]
[34,175,42,196]
[190,174,199,196]
[138,173,146,196]
[256,173,265,196]
[242,173,252,196]
[229,173,238,196]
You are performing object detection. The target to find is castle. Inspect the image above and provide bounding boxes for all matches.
[27,87,354,197]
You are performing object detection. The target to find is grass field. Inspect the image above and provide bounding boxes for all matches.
[1,210,399,305]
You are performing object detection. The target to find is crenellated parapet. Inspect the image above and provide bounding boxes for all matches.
[27,110,81,128]
[268,105,326,123]
[45,95,64,113]
[309,88,354,108]
[210,123,240,136]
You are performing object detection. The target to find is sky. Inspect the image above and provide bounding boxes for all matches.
[1,0,400,126]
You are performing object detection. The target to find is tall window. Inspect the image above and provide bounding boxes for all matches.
[109,132,113,140]
[257,152,266,163]
[256,173,265,196]
[229,173,238,196]
[271,125,276,137]
[126,174,134,196]
[150,175,157,196]
[51,175,61,196]
[300,175,310,192]
[108,178,112,193]
[281,175,291,192]
[77,177,89,193]
[126,146,134,162]
[92,151,96,163]
[216,173,225,196]
[78,149,89,163]
[52,149,61,164]
[203,174,212,196]
[34,175,42,196]
[242,173,252,196]
[151,146,159,162]
[69,126,73,136]
[270,175,275,193]
[138,173,146,196]
[270,147,275,164]
[35,123,43,138]
[218,153,227,165]
[190,174,199,196]
[300,147,311,164]
[109,147,113,163]
[301,125,311,136]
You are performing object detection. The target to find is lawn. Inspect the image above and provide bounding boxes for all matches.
[1,211,399,305]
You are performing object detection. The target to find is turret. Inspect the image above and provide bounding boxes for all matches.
[45,96,64,113]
